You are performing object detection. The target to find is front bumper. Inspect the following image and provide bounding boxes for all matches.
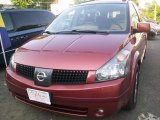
[6,68,130,118]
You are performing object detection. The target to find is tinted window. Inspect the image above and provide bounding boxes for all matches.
[10,11,55,31]
[46,4,128,33]
[2,13,14,32]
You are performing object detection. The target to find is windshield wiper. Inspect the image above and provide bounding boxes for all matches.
[43,31,78,35]
[53,31,80,34]
[43,30,109,35]
[71,29,109,35]
[43,31,54,35]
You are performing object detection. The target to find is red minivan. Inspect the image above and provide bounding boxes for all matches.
[6,0,150,118]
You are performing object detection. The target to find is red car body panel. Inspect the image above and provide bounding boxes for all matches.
[6,68,130,117]
[6,0,148,118]
[15,34,129,70]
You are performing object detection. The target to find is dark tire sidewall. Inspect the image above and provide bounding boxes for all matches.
[124,65,140,110]
[133,66,140,106]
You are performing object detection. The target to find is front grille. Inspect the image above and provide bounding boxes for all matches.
[52,69,88,84]
[16,64,88,84]
[16,64,35,80]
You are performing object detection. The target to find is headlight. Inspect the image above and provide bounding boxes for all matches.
[9,54,15,70]
[96,49,131,82]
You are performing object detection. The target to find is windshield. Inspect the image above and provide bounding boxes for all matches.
[46,3,128,34]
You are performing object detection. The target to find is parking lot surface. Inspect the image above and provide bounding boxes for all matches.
[0,37,160,120]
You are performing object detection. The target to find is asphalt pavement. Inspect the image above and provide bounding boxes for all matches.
[0,37,160,120]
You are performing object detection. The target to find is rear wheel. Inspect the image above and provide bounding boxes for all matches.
[124,66,140,110]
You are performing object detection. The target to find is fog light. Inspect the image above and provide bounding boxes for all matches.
[95,109,104,117]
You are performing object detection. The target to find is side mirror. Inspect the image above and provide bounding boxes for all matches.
[137,22,150,33]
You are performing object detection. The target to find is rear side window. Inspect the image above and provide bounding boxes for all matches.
[10,11,55,31]
[2,13,14,32]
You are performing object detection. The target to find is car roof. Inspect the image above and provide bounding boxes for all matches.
[79,0,129,5]
[0,9,51,13]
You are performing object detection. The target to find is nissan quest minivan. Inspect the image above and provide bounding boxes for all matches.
[6,0,150,118]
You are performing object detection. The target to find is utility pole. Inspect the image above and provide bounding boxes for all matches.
[154,3,157,21]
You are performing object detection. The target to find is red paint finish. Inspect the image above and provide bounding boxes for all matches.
[6,68,129,117]
[6,0,149,118]
[15,34,129,70]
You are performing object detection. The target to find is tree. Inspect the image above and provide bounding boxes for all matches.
[132,0,139,6]
[11,0,33,8]
[140,0,160,23]
[11,0,53,9]
[31,0,53,9]
[0,4,4,9]
[141,4,154,20]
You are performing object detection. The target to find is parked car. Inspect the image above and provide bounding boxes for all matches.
[0,9,55,66]
[144,19,160,39]
[6,0,150,118]
[154,22,160,35]
[148,22,157,39]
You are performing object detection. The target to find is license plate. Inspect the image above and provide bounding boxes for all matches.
[27,88,51,105]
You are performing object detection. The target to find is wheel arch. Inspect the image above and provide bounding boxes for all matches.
[129,50,141,96]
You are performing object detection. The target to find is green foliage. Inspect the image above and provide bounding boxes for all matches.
[0,4,4,9]
[11,0,53,9]
[132,0,139,6]
[31,0,53,9]
[74,0,78,4]
[156,6,160,23]
[11,0,33,8]
[140,1,160,23]
[141,5,154,20]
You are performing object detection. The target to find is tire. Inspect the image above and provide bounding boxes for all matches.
[143,49,146,60]
[124,66,140,110]
[147,33,156,40]
[143,45,147,60]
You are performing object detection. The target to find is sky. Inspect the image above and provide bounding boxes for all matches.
[139,0,160,8]
[51,0,74,15]
[146,0,160,4]
[140,0,160,5]
[0,0,12,5]
[0,0,160,8]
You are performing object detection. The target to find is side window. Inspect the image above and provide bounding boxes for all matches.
[130,3,139,29]
[2,13,14,32]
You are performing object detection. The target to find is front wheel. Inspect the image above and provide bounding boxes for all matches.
[124,66,140,110]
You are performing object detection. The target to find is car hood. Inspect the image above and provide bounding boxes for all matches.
[15,34,130,70]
